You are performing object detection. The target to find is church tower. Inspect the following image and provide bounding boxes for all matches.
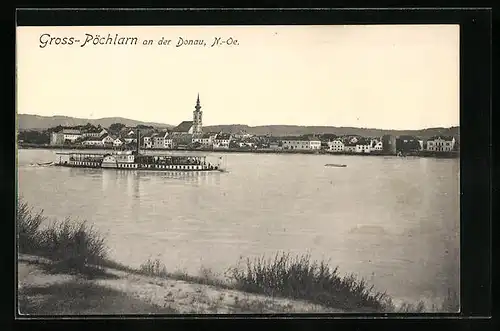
[193,93,203,134]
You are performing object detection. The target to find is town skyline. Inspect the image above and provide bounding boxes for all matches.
[17,25,459,130]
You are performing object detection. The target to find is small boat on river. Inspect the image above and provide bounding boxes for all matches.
[37,161,55,166]
[55,131,225,172]
[325,163,347,168]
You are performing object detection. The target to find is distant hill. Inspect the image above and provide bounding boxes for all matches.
[204,125,460,139]
[17,114,173,131]
[17,114,459,140]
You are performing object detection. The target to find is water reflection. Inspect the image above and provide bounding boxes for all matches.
[69,167,224,191]
[67,167,103,181]
[101,169,110,191]
[127,171,134,198]
[134,170,224,186]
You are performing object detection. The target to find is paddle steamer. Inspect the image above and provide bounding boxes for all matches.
[55,131,224,172]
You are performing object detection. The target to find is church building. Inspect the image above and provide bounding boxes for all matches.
[170,94,203,136]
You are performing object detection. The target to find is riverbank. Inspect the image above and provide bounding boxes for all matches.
[18,254,338,315]
[16,199,459,314]
[18,143,460,158]
[16,198,342,314]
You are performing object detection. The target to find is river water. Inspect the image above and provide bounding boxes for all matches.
[17,148,460,309]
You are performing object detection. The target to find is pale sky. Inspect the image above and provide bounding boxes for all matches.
[16,25,459,129]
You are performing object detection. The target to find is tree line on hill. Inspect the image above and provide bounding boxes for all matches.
[16,114,171,131]
[17,130,50,145]
[17,122,155,145]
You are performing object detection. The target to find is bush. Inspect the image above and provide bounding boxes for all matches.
[17,199,108,273]
[226,252,390,312]
[17,200,46,253]
[139,258,168,278]
[41,218,107,270]
[372,287,460,313]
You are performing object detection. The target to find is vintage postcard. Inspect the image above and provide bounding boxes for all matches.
[16,24,460,315]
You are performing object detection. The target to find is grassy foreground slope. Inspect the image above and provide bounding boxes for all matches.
[16,199,458,314]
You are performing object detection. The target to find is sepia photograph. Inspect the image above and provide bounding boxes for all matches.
[16,24,460,315]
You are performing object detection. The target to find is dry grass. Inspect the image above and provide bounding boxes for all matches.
[226,252,390,312]
[139,259,230,289]
[136,255,459,313]
[17,200,46,253]
[17,199,108,275]
[139,259,168,278]
[382,287,460,313]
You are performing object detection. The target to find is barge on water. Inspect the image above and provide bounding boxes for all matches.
[55,131,225,172]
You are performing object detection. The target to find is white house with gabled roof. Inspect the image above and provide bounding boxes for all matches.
[426,136,455,152]
[327,139,345,153]
[101,134,114,145]
[355,138,371,153]
[153,132,167,149]
[163,131,174,149]
[213,132,232,149]
[370,139,383,152]
[142,135,153,149]
[193,132,217,148]
[113,137,124,147]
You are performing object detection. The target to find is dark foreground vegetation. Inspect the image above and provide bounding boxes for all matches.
[17,199,108,277]
[226,253,390,312]
[17,199,459,313]
[18,278,177,315]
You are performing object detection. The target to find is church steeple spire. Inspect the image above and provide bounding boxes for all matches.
[193,93,203,134]
[196,93,201,111]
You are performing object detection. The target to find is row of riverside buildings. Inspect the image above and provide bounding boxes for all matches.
[49,94,458,154]
[50,126,138,147]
